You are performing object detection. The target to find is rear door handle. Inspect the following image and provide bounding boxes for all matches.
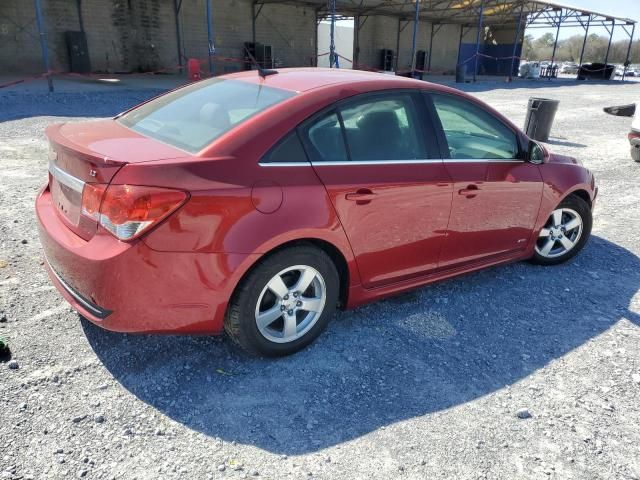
[458,185,479,198]
[345,188,376,204]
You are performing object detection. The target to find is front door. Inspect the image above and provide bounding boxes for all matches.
[299,91,452,288]
[428,92,543,268]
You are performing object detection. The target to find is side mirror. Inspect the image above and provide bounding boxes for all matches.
[528,141,545,164]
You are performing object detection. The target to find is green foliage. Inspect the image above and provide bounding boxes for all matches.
[522,33,640,64]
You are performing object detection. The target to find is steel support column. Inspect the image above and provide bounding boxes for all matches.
[603,20,614,79]
[509,1,525,80]
[354,16,360,68]
[427,22,435,71]
[622,23,636,81]
[329,0,337,67]
[473,0,485,82]
[410,0,420,76]
[578,15,591,67]
[174,0,183,73]
[34,0,53,92]
[395,17,402,71]
[549,13,561,81]
[206,0,215,74]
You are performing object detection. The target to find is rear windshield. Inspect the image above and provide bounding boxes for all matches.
[117,78,295,153]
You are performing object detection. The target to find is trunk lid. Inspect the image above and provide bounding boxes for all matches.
[46,120,186,240]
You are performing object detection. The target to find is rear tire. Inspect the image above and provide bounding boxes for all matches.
[224,245,339,357]
[530,194,592,266]
[631,144,640,162]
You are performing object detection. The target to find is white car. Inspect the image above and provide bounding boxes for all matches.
[604,103,640,161]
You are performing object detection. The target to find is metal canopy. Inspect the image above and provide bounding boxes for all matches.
[256,0,635,29]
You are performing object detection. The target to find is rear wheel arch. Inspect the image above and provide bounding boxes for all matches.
[233,238,351,310]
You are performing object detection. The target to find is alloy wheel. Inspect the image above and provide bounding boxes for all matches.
[255,265,327,343]
[535,207,583,259]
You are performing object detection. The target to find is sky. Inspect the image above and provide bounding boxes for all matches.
[529,0,640,41]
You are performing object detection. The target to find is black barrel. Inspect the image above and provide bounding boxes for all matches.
[524,97,559,142]
[455,63,466,83]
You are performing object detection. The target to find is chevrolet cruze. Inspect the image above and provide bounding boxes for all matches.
[37,68,596,356]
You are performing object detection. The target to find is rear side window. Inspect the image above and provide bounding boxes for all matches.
[339,94,426,161]
[304,112,348,162]
[261,131,309,163]
[118,78,295,153]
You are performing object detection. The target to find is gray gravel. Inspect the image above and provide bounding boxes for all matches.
[1,80,640,480]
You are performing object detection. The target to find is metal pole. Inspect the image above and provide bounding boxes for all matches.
[549,13,561,81]
[76,0,84,32]
[622,23,635,81]
[252,1,256,46]
[410,0,420,76]
[509,1,525,81]
[395,18,402,71]
[353,16,360,68]
[473,0,485,82]
[206,0,215,74]
[578,15,590,67]
[329,0,336,67]
[427,22,435,71]
[174,0,183,73]
[603,20,614,79]
[34,0,53,92]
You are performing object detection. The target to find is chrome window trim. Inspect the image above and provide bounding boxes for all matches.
[48,161,85,193]
[311,159,442,166]
[258,161,311,167]
[258,158,525,167]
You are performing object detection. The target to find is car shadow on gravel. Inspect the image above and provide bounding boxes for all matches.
[82,235,639,455]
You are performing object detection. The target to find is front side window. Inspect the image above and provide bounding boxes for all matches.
[339,94,426,161]
[431,93,519,160]
[118,78,295,153]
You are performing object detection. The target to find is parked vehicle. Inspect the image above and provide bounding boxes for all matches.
[560,62,579,74]
[37,69,597,356]
[603,102,640,161]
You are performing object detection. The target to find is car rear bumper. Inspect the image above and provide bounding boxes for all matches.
[36,185,255,334]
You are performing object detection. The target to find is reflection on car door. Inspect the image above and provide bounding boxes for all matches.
[301,91,452,288]
[428,92,543,268]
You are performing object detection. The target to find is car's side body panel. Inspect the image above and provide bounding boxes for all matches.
[36,69,597,335]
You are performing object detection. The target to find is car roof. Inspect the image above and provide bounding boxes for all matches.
[223,67,431,93]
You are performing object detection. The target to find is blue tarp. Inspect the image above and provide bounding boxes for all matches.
[458,43,522,76]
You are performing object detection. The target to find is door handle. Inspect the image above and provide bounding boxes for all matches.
[345,188,376,204]
[458,185,479,198]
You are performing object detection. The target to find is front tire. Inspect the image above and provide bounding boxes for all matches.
[530,194,592,266]
[224,245,339,357]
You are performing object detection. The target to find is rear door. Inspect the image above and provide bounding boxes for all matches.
[300,90,452,288]
[427,92,543,268]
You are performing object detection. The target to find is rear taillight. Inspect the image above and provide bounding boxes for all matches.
[628,131,640,141]
[81,184,187,241]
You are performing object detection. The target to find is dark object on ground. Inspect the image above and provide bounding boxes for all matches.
[525,97,559,142]
[577,63,614,80]
[603,104,636,117]
[456,63,466,83]
[0,337,12,362]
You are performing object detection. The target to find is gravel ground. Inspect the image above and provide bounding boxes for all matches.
[1,79,640,480]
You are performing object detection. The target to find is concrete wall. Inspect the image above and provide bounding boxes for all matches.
[0,0,315,74]
[0,0,521,76]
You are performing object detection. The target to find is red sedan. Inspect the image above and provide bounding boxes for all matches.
[37,68,596,356]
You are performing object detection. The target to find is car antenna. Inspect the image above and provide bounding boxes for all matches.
[244,45,278,78]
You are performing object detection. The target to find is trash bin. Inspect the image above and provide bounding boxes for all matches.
[455,63,466,83]
[524,98,559,142]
